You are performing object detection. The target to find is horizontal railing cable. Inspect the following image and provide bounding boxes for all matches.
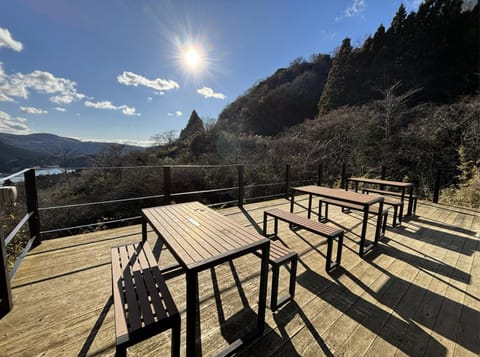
[41,215,142,236]
[9,235,36,280]
[4,212,33,246]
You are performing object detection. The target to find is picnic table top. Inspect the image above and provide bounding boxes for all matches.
[142,201,269,271]
[292,185,383,206]
[347,177,413,187]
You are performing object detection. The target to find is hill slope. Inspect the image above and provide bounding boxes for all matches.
[0,133,143,173]
[215,54,332,136]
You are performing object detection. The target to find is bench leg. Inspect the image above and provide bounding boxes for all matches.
[171,315,181,357]
[270,255,297,311]
[326,232,343,272]
[413,197,417,214]
[399,201,404,223]
[392,206,398,227]
[116,345,127,357]
[382,212,388,236]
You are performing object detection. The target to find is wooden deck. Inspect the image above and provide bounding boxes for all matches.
[1,197,479,356]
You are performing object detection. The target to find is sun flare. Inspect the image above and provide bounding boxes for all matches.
[183,45,203,72]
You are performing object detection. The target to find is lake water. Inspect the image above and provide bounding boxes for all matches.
[1,168,75,183]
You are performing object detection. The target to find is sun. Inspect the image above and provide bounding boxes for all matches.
[182,45,203,72]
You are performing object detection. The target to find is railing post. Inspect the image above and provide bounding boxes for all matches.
[341,163,347,189]
[164,166,171,204]
[433,169,441,203]
[24,169,41,248]
[317,162,323,186]
[0,218,12,317]
[284,164,290,199]
[238,165,244,208]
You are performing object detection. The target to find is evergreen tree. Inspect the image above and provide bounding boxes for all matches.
[318,38,353,113]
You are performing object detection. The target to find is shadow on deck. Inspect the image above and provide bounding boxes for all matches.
[1,198,479,356]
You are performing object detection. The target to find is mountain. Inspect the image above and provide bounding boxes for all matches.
[214,0,478,136]
[0,133,144,174]
[215,54,332,136]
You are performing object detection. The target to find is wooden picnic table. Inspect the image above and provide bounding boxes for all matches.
[290,185,384,257]
[346,177,415,217]
[142,201,270,357]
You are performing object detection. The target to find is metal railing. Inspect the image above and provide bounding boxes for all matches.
[0,161,448,316]
[0,163,321,315]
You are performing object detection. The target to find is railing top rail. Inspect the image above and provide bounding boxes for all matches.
[0,168,32,184]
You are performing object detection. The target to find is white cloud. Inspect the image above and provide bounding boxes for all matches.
[85,100,117,110]
[117,71,179,92]
[0,63,85,104]
[336,0,366,21]
[0,110,30,134]
[146,97,152,103]
[20,106,48,114]
[197,86,226,100]
[53,107,66,112]
[84,100,140,116]
[0,28,23,52]
[168,111,183,117]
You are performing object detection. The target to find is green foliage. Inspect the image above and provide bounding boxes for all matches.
[318,0,479,114]
[216,54,332,135]
[441,147,480,208]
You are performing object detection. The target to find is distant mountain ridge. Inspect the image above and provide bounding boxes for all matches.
[0,133,143,174]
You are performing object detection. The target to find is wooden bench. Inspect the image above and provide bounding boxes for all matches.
[359,192,403,226]
[111,242,180,357]
[318,198,389,238]
[255,240,298,311]
[263,208,344,273]
[362,187,417,214]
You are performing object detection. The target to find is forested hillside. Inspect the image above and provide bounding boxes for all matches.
[215,0,478,136]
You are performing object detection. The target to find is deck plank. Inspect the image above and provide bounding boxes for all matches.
[0,198,479,356]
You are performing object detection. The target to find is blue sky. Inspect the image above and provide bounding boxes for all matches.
[0,0,424,146]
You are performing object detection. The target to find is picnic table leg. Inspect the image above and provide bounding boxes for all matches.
[257,243,269,332]
[407,186,413,216]
[374,201,384,244]
[141,215,147,242]
[307,194,313,219]
[359,207,369,256]
[290,189,296,213]
[186,272,199,357]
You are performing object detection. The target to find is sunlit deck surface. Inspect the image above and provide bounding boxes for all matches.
[1,197,479,356]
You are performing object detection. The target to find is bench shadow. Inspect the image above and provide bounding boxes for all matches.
[77,296,113,356]
[409,216,477,236]
[398,226,479,255]
[341,259,479,355]
[297,267,449,356]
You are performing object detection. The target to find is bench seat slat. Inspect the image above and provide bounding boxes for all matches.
[111,247,130,344]
[118,246,143,332]
[265,208,342,237]
[111,242,180,355]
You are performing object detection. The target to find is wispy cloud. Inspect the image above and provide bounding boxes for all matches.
[117,71,179,95]
[0,63,85,104]
[336,0,366,21]
[20,106,48,115]
[84,100,141,116]
[0,110,30,134]
[0,27,23,52]
[168,111,183,117]
[53,107,66,112]
[146,97,152,103]
[197,86,226,100]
